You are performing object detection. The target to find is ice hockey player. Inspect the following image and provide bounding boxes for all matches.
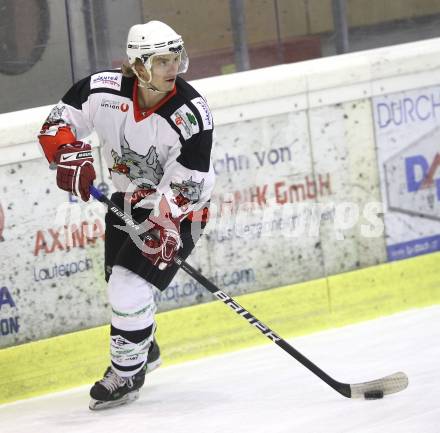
[38,20,215,410]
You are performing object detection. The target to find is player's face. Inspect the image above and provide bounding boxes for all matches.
[150,54,180,91]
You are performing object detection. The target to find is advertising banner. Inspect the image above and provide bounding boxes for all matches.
[0,153,109,347]
[0,143,260,347]
[0,98,386,347]
[373,86,440,260]
[203,98,385,294]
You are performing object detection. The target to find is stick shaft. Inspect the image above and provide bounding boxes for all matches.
[90,186,350,397]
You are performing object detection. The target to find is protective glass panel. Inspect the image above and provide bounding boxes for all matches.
[1,0,440,113]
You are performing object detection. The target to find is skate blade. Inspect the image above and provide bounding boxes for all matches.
[146,357,162,374]
[89,389,139,411]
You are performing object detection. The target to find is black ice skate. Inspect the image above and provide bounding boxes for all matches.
[89,339,162,410]
[89,366,146,410]
[146,338,162,373]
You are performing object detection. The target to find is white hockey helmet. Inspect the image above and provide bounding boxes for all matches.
[126,21,188,75]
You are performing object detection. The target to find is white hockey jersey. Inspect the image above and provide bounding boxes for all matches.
[40,70,215,218]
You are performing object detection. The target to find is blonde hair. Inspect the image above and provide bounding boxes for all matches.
[121,58,144,78]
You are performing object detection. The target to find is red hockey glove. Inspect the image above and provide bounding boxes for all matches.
[142,197,183,270]
[54,142,96,201]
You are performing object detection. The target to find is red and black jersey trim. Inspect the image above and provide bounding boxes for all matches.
[132,79,177,122]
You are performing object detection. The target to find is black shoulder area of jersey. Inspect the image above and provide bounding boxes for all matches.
[155,76,213,172]
[175,76,202,102]
[154,76,207,126]
[155,77,199,114]
[62,69,134,109]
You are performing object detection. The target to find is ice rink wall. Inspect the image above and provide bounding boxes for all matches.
[1,38,440,346]
[0,39,440,402]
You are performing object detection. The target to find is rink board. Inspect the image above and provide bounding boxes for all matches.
[0,251,438,404]
[5,39,440,348]
[0,96,386,349]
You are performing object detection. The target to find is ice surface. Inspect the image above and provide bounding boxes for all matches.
[1,306,439,433]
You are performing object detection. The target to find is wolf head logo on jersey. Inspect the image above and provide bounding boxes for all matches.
[111,138,164,188]
[170,177,204,208]
[41,105,68,131]
[46,105,66,125]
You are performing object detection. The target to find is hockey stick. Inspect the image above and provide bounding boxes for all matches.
[90,185,408,399]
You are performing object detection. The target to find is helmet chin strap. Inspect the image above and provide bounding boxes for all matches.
[131,66,168,94]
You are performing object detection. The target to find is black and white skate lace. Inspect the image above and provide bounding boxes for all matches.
[89,340,161,410]
[99,368,132,393]
[89,366,146,410]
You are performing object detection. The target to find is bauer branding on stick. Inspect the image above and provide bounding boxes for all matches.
[90,185,410,402]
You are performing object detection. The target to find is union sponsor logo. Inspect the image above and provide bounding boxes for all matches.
[100,99,130,112]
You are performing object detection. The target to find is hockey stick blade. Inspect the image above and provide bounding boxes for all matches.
[89,186,409,400]
[349,371,409,399]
